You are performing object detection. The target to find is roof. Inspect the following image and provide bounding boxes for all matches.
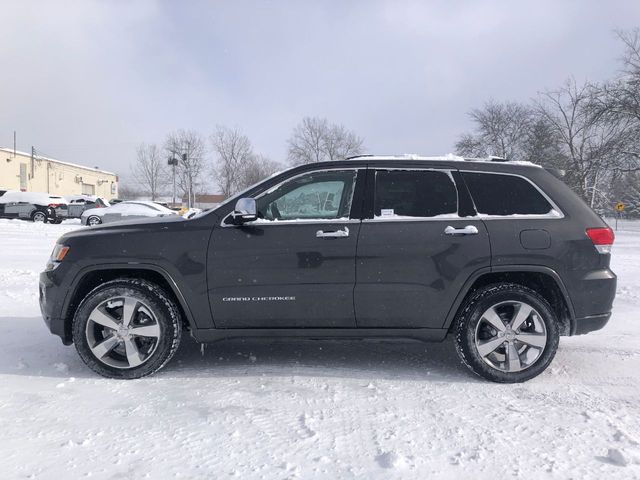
[345,153,539,167]
[0,147,117,176]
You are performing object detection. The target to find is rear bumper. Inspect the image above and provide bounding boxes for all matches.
[53,207,69,218]
[568,268,616,335]
[573,313,611,335]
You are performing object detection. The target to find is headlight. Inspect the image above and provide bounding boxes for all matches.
[45,244,70,271]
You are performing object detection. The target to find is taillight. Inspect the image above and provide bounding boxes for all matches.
[586,227,615,254]
[48,203,61,208]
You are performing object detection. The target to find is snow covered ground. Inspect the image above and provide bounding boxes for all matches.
[0,218,639,479]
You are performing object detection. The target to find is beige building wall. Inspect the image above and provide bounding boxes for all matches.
[0,148,118,198]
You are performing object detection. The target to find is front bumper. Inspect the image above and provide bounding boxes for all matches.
[39,270,72,345]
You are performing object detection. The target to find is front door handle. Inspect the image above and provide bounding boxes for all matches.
[444,225,479,236]
[316,227,350,238]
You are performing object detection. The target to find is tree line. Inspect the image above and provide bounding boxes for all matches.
[455,29,640,215]
[128,28,640,215]
[127,117,364,203]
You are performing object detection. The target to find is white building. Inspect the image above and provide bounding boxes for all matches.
[0,147,118,198]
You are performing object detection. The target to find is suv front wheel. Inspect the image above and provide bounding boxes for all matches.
[72,279,182,379]
[454,283,560,383]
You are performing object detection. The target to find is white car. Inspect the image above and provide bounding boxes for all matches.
[0,190,68,223]
[81,201,177,226]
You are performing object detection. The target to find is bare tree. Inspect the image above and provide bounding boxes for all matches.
[287,116,364,165]
[535,77,635,200]
[236,154,282,192]
[609,28,640,124]
[522,117,565,165]
[116,181,144,200]
[164,130,206,207]
[454,132,490,158]
[131,143,165,201]
[454,100,534,160]
[210,126,254,198]
[323,123,365,161]
[596,29,640,168]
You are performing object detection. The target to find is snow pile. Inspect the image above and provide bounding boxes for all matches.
[0,218,638,478]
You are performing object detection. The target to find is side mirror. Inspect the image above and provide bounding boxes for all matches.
[231,197,258,224]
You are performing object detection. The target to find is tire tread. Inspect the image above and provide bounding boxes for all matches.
[72,278,182,379]
[453,282,560,383]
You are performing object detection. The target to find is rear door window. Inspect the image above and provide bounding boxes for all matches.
[374,170,458,219]
[462,172,555,216]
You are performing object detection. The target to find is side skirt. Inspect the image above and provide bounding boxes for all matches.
[191,327,449,343]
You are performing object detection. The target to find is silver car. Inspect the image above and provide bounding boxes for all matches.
[81,201,177,226]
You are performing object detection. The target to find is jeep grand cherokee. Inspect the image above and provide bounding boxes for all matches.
[39,155,616,382]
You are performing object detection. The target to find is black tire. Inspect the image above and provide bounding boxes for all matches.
[72,279,182,379]
[31,210,47,223]
[453,283,560,383]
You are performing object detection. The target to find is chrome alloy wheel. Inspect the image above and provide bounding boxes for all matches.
[87,216,101,226]
[474,300,547,373]
[85,296,161,369]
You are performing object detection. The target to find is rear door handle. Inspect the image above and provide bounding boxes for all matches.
[444,225,479,236]
[316,227,349,238]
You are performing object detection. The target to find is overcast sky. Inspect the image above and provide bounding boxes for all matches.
[1,0,639,188]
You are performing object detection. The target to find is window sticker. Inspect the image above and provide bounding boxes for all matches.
[380,208,395,217]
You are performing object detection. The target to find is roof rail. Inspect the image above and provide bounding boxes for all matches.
[344,154,375,160]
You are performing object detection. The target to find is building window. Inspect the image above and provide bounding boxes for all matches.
[82,183,95,195]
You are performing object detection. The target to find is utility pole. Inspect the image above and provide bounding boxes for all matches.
[168,154,179,207]
[168,151,191,208]
[182,153,191,208]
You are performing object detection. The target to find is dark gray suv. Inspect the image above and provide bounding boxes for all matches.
[39,156,616,382]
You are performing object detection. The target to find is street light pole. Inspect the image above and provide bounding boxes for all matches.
[182,153,190,208]
[168,151,190,208]
[167,154,179,207]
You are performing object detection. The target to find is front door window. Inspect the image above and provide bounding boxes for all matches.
[256,170,357,221]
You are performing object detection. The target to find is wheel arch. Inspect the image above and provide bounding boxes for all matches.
[61,264,196,343]
[444,266,575,335]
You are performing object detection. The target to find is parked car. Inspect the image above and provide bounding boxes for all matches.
[0,190,68,223]
[58,195,110,220]
[80,200,177,226]
[40,155,616,382]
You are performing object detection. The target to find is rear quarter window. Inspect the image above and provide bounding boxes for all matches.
[462,172,555,216]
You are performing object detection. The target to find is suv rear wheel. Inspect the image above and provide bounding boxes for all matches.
[454,283,559,383]
[72,279,182,379]
[31,210,47,223]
